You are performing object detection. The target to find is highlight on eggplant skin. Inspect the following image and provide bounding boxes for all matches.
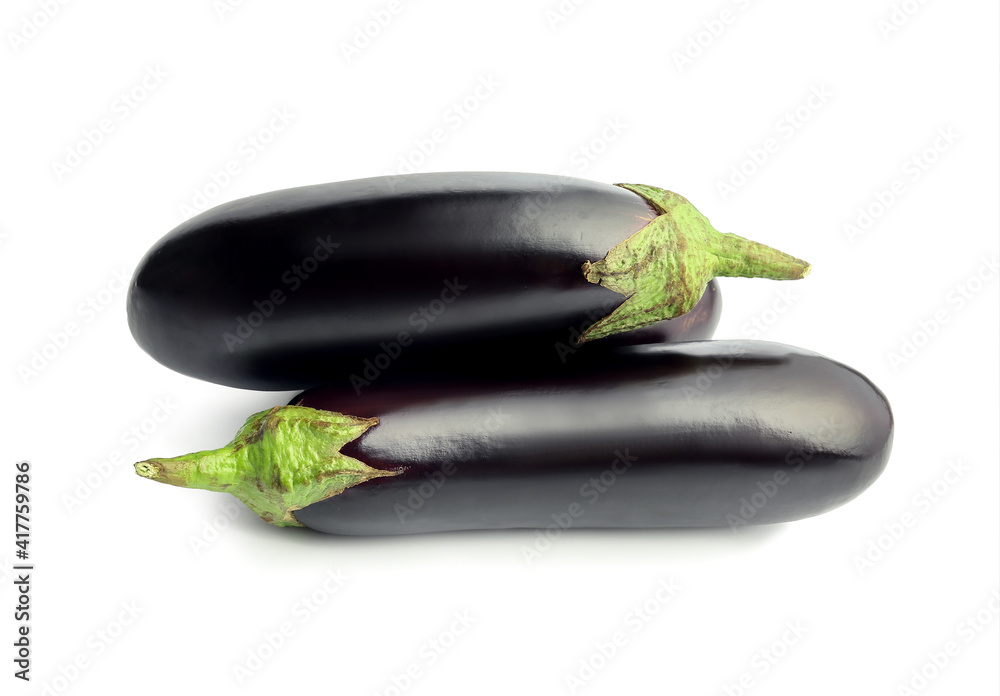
[125,171,806,391]
[132,341,893,535]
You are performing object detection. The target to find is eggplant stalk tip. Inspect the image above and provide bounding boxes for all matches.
[133,405,390,527]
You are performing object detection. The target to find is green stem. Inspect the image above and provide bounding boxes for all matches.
[135,448,242,490]
[134,405,393,527]
[705,231,812,280]
[579,183,810,342]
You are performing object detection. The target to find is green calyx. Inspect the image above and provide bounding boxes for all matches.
[579,183,811,342]
[134,405,393,527]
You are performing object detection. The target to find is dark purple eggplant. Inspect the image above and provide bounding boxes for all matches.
[134,341,892,533]
[126,172,808,390]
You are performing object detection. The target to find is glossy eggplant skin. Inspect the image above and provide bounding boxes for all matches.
[127,172,720,391]
[290,341,893,535]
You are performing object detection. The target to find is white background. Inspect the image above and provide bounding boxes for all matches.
[2,1,998,694]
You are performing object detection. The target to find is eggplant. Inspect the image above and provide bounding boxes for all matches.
[134,341,893,534]
[126,172,809,390]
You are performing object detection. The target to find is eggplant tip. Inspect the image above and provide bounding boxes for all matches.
[135,461,158,479]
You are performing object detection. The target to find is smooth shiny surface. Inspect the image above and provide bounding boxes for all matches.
[292,341,894,534]
[127,172,720,390]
